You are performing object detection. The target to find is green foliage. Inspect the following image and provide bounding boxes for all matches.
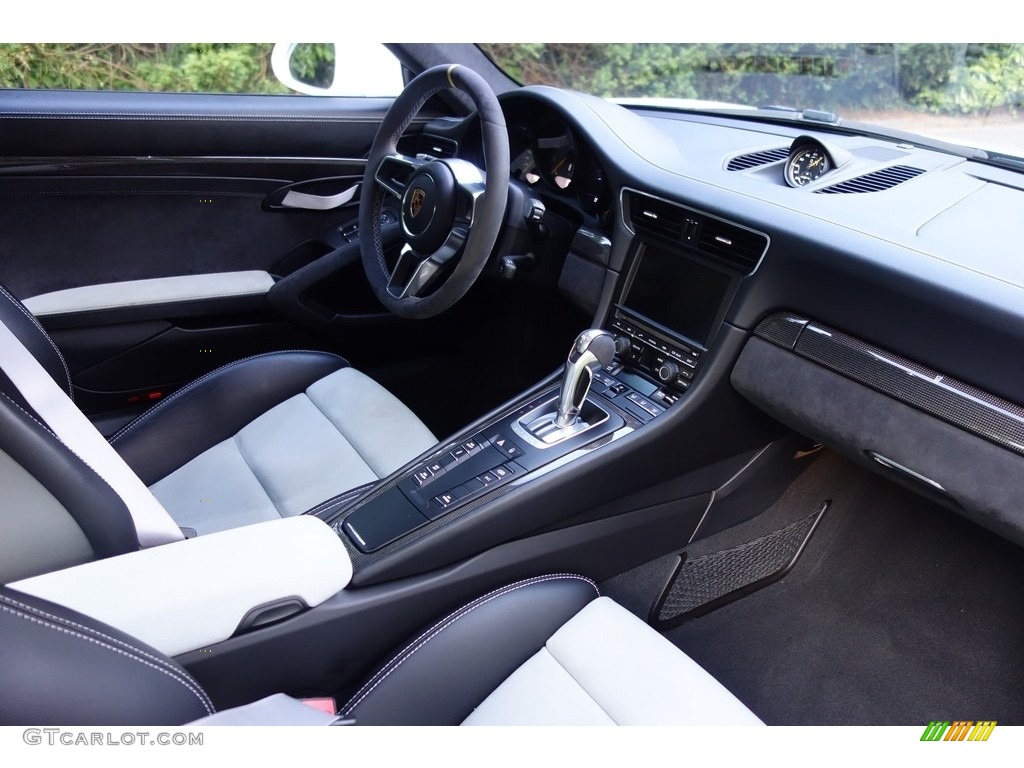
[480,43,1024,115]
[0,43,288,94]
[287,43,336,88]
[909,44,1024,113]
[2,43,1020,115]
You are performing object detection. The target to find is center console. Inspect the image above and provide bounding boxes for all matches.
[330,189,767,569]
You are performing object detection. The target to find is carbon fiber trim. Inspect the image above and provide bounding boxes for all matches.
[753,312,808,350]
[754,313,1024,457]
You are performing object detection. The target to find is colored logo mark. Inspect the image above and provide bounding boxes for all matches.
[920,721,996,742]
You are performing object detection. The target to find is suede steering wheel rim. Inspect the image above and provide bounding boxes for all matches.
[358,64,510,320]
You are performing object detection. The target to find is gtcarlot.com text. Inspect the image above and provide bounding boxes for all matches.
[23,729,203,747]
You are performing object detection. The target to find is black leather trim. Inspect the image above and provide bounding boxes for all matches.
[0,90,435,157]
[0,283,73,399]
[0,588,213,726]
[0,393,138,569]
[342,574,599,725]
[110,350,349,485]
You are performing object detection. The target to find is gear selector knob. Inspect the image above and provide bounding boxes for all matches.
[555,329,615,428]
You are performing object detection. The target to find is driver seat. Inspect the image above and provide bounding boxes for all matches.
[0,283,436,551]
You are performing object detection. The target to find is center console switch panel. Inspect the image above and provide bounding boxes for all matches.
[341,386,637,553]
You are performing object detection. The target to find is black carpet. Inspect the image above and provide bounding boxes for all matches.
[604,451,1024,725]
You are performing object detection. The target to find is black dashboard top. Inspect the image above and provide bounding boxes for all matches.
[489,86,1024,408]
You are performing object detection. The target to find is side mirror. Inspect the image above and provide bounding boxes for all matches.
[271,43,403,97]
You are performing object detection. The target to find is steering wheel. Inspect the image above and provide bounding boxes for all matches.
[359,64,510,319]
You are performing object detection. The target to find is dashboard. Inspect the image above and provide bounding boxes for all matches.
[431,84,1024,551]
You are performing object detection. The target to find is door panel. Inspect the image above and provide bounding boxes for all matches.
[0,89,446,419]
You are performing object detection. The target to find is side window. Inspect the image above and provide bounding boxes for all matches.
[0,43,403,97]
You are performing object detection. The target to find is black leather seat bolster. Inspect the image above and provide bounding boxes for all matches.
[0,393,138,564]
[0,283,73,402]
[342,574,600,726]
[110,350,349,485]
[0,587,215,726]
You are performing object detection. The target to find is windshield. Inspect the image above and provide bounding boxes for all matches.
[479,44,1024,159]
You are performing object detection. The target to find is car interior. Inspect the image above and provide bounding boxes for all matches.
[1,42,1023,726]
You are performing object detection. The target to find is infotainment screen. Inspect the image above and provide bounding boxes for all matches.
[623,245,732,346]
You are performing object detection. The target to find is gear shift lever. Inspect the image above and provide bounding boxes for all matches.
[554,329,616,427]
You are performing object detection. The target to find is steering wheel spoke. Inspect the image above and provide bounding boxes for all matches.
[449,159,487,228]
[376,154,425,200]
[386,225,470,299]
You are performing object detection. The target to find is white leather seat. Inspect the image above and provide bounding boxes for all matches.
[0,574,764,726]
[461,596,762,725]
[0,282,436,563]
[142,366,436,535]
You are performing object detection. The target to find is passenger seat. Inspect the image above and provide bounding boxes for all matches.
[0,574,762,726]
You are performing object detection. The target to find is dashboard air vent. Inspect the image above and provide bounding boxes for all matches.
[697,219,768,273]
[817,165,925,194]
[417,134,458,159]
[627,193,688,240]
[726,147,790,171]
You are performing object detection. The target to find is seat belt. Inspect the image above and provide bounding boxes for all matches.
[0,320,183,547]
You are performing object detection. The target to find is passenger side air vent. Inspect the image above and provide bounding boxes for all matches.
[726,147,790,171]
[697,219,768,273]
[817,165,925,194]
[627,193,688,240]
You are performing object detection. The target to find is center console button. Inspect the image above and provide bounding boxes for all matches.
[492,465,511,480]
[433,491,458,508]
[491,434,524,459]
[450,445,468,462]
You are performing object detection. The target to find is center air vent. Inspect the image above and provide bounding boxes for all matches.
[625,191,768,275]
[627,194,688,239]
[817,165,925,194]
[726,147,790,171]
[698,219,769,273]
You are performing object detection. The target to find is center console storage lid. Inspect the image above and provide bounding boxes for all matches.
[8,516,352,657]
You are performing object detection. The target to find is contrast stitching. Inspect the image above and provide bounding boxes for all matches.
[0,593,214,713]
[0,602,214,715]
[342,574,599,715]
[109,350,348,443]
[0,390,57,438]
[0,284,74,400]
[0,392,138,537]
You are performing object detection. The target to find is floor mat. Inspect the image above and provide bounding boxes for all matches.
[652,503,825,628]
[603,451,1024,725]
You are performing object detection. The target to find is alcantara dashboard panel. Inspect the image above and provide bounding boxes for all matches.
[753,312,1024,457]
